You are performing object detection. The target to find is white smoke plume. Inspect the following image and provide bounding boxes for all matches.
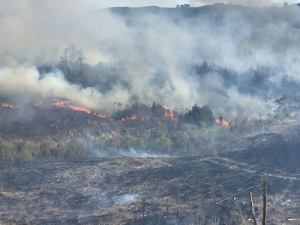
[82,0,298,8]
[191,0,298,7]
[0,67,112,110]
[1,0,300,119]
[115,194,137,204]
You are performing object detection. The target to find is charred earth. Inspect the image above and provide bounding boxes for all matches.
[0,121,300,224]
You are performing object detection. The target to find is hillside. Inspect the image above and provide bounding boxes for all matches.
[107,4,300,28]
[2,2,300,224]
[0,125,299,224]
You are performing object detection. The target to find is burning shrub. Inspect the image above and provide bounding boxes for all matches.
[113,103,150,120]
[112,102,175,122]
[151,102,165,117]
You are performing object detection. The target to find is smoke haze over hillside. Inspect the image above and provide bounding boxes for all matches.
[97,0,298,8]
[1,0,300,119]
[190,0,297,7]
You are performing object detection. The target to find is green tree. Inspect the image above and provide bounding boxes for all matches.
[40,136,53,160]
[171,131,189,150]
[0,141,17,163]
[182,104,215,127]
[149,130,172,153]
[123,131,137,149]
[58,45,86,79]
[274,94,290,120]
[19,141,36,161]
[135,137,148,150]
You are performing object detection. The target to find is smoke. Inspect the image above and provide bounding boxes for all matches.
[0,67,113,110]
[75,0,298,8]
[115,194,137,204]
[1,0,300,119]
[89,147,170,158]
[189,0,298,7]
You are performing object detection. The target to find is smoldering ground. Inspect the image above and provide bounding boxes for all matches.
[88,146,170,158]
[1,0,300,119]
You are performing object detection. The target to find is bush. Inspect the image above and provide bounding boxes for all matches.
[181,104,215,127]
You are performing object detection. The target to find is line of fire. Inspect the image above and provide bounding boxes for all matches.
[0,99,239,127]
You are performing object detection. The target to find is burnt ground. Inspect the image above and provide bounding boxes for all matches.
[1,125,300,224]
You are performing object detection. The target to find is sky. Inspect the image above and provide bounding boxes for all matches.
[97,0,299,8]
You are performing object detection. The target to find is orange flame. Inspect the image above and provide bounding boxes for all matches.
[68,105,92,114]
[2,103,16,109]
[164,107,175,120]
[216,118,229,128]
[121,114,137,121]
[52,100,68,107]
[35,99,48,105]
[97,113,114,121]
[245,117,251,122]
[51,100,115,121]
[2,99,116,121]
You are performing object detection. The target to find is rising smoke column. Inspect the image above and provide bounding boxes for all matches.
[1,1,300,119]
[0,67,112,110]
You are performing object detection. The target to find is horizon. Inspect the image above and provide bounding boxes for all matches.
[97,0,298,8]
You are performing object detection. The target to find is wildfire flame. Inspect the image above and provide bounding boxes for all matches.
[68,105,91,114]
[216,118,229,128]
[35,99,48,106]
[121,114,137,121]
[94,112,114,121]
[245,117,251,122]
[164,107,175,120]
[51,100,114,121]
[52,100,69,107]
[2,99,176,123]
[1,103,16,109]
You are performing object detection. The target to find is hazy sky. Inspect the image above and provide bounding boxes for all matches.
[98,0,298,8]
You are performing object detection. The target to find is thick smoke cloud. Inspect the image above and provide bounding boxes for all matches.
[89,0,298,8]
[189,0,298,7]
[0,67,112,110]
[1,0,300,119]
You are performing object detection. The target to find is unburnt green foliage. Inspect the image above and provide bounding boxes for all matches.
[0,103,283,164]
[274,94,291,120]
[181,104,215,127]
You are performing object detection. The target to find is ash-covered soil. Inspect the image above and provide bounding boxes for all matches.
[1,128,300,225]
